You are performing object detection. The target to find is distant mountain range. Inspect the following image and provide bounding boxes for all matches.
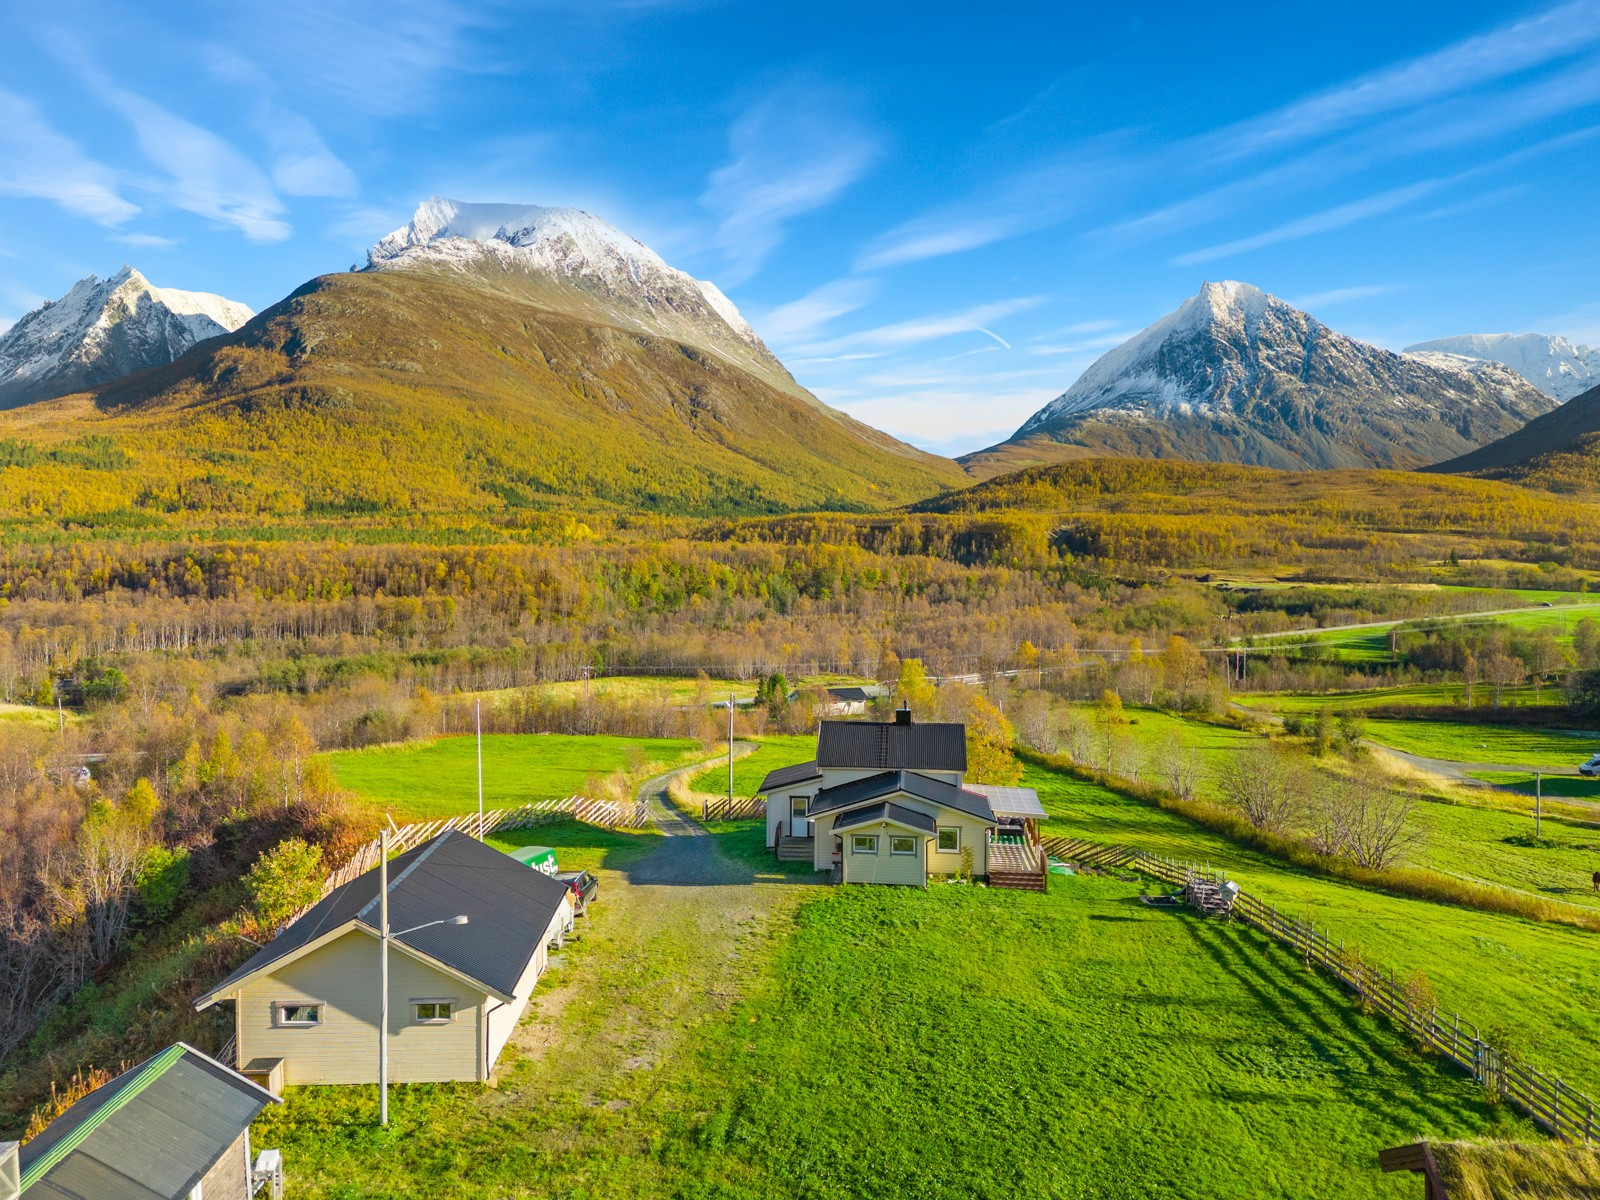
[1403,333,1599,403]
[0,199,963,517]
[0,267,251,409]
[961,282,1556,478]
[1431,382,1600,491]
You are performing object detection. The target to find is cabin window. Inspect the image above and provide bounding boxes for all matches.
[412,1000,455,1023]
[890,835,916,856]
[936,827,960,853]
[274,1002,322,1027]
[851,834,878,855]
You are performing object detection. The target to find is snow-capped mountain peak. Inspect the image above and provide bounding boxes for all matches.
[997,279,1555,471]
[367,198,776,373]
[1402,332,1600,403]
[0,268,253,409]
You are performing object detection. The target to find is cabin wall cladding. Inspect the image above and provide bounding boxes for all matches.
[1042,836,1599,1144]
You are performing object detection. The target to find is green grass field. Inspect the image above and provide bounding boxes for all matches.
[1248,683,1564,713]
[689,733,818,797]
[468,673,872,708]
[251,860,1528,1199]
[1469,771,1600,801]
[486,819,662,874]
[1027,761,1600,1096]
[324,733,703,820]
[1243,600,1600,666]
[1362,719,1600,766]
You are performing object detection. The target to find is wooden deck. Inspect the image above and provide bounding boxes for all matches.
[988,840,1047,891]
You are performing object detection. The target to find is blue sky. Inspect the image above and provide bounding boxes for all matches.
[2,0,1598,455]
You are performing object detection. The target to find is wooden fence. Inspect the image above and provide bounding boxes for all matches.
[700,796,765,822]
[1041,836,1599,1144]
[302,796,651,916]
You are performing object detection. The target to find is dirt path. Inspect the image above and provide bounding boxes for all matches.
[505,740,818,1116]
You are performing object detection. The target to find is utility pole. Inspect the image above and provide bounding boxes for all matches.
[728,692,735,805]
[1535,771,1542,840]
[378,826,390,1127]
[476,699,484,839]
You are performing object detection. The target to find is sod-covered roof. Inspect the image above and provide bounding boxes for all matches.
[1433,1139,1600,1200]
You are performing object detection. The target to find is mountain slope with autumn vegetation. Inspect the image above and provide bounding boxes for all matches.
[0,266,966,522]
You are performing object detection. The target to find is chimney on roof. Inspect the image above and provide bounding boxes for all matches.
[894,705,912,726]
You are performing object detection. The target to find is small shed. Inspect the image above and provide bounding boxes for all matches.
[13,1042,280,1200]
[505,845,559,875]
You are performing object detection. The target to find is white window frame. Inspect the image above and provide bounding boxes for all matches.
[936,826,961,854]
[889,835,917,856]
[273,1001,323,1027]
[851,834,878,855]
[411,998,456,1024]
[790,796,808,819]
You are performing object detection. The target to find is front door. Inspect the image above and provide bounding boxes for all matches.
[789,796,810,837]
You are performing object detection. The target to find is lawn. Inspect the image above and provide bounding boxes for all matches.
[1469,771,1600,801]
[689,733,818,797]
[1248,683,1564,713]
[486,817,662,874]
[1362,719,1600,766]
[1027,761,1600,1096]
[324,733,703,820]
[250,866,1528,1199]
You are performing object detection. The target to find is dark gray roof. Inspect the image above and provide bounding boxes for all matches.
[18,1042,278,1200]
[825,686,873,702]
[966,785,1047,819]
[817,720,966,772]
[832,802,938,834]
[757,760,821,793]
[808,770,995,824]
[198,831,571,1007]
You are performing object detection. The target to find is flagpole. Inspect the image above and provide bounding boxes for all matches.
[476,698,484,839]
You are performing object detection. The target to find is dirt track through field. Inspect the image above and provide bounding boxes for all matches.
[505,743,820,1125]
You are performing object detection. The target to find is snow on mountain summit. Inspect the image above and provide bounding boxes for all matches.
[368,197,766,353]
[996,279,1555,471]
[0,267,253,410]
[1403,332,1600,402]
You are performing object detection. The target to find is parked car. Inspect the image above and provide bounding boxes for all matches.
[555,869,598,914]
[1580,754,1600,778]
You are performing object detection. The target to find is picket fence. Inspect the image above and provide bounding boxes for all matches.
[700,795,765,822]
[1041,836,1598,1144]
[298,796,651,918]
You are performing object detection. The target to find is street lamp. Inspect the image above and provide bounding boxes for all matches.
[377,827,469,1126]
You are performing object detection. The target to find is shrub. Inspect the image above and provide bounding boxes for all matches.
[244,838,325,931]
[136,845,191,921]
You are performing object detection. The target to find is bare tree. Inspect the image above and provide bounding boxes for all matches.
[1343,772,1417,870]
[1215,746,1303,832]
[1155,744,1203,802]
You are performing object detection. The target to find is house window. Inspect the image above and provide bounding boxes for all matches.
[936,827,960,853]
[790,796,808,819]
[412,1000,455,1024]
[851,834,878,855]
[890,835,916,856]
[274,1002,321,1027]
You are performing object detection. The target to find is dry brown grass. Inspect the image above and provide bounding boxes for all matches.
[1434,1139,1600,1199]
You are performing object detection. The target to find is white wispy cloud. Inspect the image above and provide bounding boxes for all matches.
[0,88,137,224]
[107,89,291,242]
[854,142,1127,271]
[1027,331,1140,356]
[206,51,359,200]
[1172,179,1443,266]
[1287,284,1408,310]
[756,277,879,345]
[1205,0,1600,160]
[701,83,880,285]
[793,297,1044,357]
[110,231,179,248]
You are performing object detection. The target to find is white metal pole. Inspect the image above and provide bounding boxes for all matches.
[378,826,390,1126]
[728,692,735,804]
[1536,771,1542,840]
[476,699,484,839]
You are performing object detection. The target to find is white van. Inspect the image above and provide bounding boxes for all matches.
[1581,753,1600,778]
